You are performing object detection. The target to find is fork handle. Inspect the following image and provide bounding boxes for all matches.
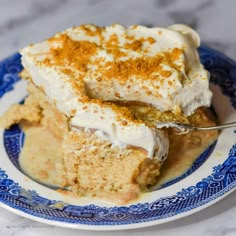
[195,121,236,131]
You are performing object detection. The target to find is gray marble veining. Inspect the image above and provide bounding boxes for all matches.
[1,0,236,60]
[0,0,236,235]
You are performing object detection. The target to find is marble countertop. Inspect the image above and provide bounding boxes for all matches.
[0,0,236,235]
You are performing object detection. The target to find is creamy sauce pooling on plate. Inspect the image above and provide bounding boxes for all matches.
[19,125,64,188]
[19,125,218,191]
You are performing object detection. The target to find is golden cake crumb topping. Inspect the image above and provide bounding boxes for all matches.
[42,26,184,89]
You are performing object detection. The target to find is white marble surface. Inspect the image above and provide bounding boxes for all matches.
[0,0,236,235]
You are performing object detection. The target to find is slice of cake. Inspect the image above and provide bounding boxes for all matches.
[0,24,214,204]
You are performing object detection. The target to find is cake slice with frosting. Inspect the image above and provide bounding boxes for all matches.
[0,24,213,203]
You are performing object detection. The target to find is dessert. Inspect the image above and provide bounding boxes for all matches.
[0,24,218,204]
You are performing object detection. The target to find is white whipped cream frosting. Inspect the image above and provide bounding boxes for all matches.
[20,24,212,160]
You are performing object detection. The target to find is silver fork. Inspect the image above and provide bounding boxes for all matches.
[156,121,236,134]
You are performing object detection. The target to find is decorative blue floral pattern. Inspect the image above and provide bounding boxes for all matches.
[4,125,24,170]
[0,47,235,227]
[0,53,22,98]
[199,45,236,108]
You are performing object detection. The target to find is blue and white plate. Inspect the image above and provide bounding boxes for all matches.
[0,46,235,230]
